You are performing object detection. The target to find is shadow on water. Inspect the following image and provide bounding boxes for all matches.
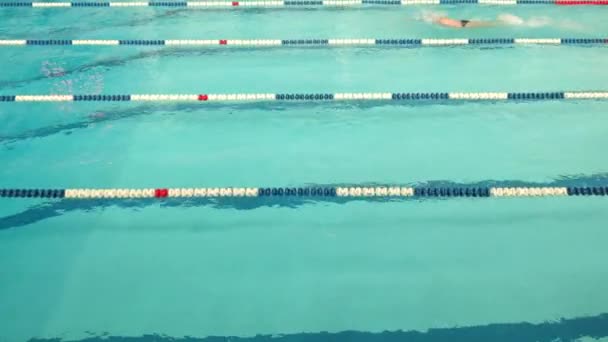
[2,174,608,231]
[0,43,523,90]
[6,7,376,38]
[27,313,608,342]
[42,8,337,35]
[0,100,473,146]
[0,45,380,89]
[0,48,229,90]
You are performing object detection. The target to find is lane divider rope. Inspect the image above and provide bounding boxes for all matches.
[1,38,606,47]
[1,186,607,199]
[1,91,608,103]
[2,0,608,7]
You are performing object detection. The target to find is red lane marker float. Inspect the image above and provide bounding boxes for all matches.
[219,39,227,45]
[198,94,208,101]
[556,0,608,4]
[232,1,239,5]
[155,189,168,198]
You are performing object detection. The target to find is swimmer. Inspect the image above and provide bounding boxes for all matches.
[422,12,525,28]
[433,17,497,28]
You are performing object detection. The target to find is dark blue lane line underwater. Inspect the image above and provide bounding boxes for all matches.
[26,313,608,342]
[4,9,187,37]
[0,47,239,90]
[0,102,214,145]
[0,99,535,146]
[1,174,607,231]
[1,42,556,90]
[4,41,605,90]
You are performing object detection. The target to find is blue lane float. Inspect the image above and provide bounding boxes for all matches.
[2,0,608,8]
[1,91,607,103]
[1,38,606,47]
[0,185,607,199]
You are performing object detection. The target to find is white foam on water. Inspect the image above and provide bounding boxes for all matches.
[497,13,525,25]
[497,13,583,30]
[417,10,446,24]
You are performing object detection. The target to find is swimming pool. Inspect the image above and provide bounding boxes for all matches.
[1,2,608,342]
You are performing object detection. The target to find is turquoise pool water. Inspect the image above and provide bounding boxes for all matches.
[1,3,608,342]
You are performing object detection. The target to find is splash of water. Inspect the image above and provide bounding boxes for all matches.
[497,13,525,25]
[417,10,447,24]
